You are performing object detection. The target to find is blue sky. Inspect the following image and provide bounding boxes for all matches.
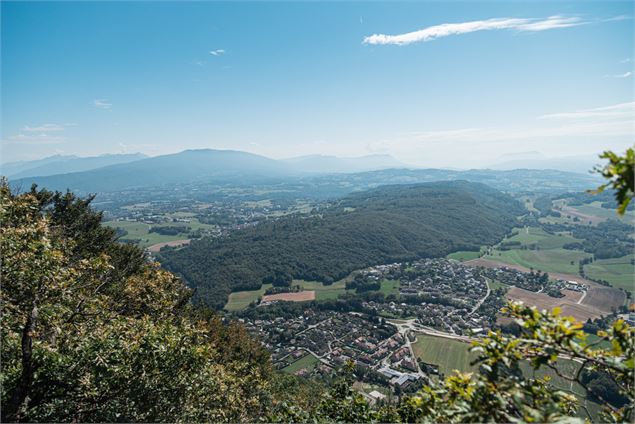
[1,1,633,168]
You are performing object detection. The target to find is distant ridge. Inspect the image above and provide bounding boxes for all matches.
[2,153,147,179]
[282,153,406,173]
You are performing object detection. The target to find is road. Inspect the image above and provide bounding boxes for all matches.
[467,281,491,317]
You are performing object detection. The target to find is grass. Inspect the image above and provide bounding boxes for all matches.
[485,248,590,274]
[224,278,354,310]
[282,353,319,374]
[447,250,481,262]
[105,217,217,248]
[380,279,400,296]
[224,284,273,311]
[503,227,580,249]
[487,279,509,291]
[411,335,477,376]
[583,255,634,293]
[570,202,635,221]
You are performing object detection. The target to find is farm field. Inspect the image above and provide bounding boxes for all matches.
[147,239,190,253]
[380,279,401,296]
[105,217,216,248]
[447,250,481,262]
[224,284,273,311]
[262,291,316,302]
[411,335,477,376]
[282,353,319,374]
[506,287,608,322]
[584,255,634,293]
[485,247,590,274]
[487,279,509,291]
[507,226,581,249]
[224,278,353,310]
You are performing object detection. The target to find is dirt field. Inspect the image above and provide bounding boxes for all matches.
[506,287,605,322]
[148,239,191,253]
[262,291,316,302]
[468,258,625,321]
[560,206,605,225]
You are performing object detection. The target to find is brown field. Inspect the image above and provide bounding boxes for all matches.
[147,239,191,253]
[262,291,316,302]
[582,287,626,311]
[560,206,605,225]
[506,287,606,322]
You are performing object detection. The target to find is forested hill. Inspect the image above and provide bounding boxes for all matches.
[158,181,524,309]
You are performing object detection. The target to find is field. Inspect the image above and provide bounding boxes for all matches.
[487,279,509,291]
[105,217,216,248]
[282,354,319,374]
[380,279,401,296]
[225,278,353,310]
[505,287,605,322]
[584,255,634,293]
[262,291,316,302]
[282,353,319,374]
[224,284,273,311]
[447,250,481,262]
[411,335,477,376]
[485,248,590,274]
[147,239,190,252]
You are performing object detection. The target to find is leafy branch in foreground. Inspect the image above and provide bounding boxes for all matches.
[591,147,634,215]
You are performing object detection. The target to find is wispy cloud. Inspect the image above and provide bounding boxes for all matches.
[363,15,586,45]
[539,102,635,120]
[93,99,112,109]
[620,58,632,64]
[22,123,66,132]
[209,49,225,56]
[8,133,67,144]
[603,71,633,79]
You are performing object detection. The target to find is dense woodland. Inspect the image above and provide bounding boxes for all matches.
[159,181,524,309]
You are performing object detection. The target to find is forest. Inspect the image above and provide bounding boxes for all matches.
[158,181,525,309]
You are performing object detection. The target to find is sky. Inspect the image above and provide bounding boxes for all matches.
[1,1,633,168]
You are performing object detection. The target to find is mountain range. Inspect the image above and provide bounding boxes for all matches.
[1,153,147,179]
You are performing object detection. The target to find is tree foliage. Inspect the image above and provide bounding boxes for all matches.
[0,181,273,422]
[592,148,634,215]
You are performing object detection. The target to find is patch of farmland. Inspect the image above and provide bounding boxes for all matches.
[447,250,481,262]
[147,239,190,253]
[582,286,626,311]
[506,287,605,322]
[584,255,634,293]
[411,335,477,376]
[262,291,316,302]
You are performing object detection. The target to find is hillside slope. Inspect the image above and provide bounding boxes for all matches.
[159,181,524,309]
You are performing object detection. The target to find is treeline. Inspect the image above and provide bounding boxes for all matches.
[545,220,634,259]
[159,181,524,309]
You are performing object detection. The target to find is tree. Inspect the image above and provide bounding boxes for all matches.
[0,181,273,422]
[592,148,634,215]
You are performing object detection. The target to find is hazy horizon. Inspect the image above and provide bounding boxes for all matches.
[2,1,633,168]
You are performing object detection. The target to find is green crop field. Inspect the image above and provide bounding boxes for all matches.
[412,335,477,376]
[105,218,216,248]
[224,284,274,311]
[569,202,635,221]
[447,250,481,262]
[584,255,634,293]
[282,353,319,374]
[503,227,580,249]
[380,279,400,296]
[485,248,590,274]
[224,278,354,310]
[487,279,509,291]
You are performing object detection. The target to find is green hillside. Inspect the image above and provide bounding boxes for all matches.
[159,181,524,309]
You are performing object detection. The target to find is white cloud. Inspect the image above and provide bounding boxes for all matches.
[93,99,112,109]
[22,123,66,132]
[210,49,225,56]
[539,102,635,120]
[8,133,67,144]
[363,15,586,45]
[620,58,632,64]
[603,71,633,78]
